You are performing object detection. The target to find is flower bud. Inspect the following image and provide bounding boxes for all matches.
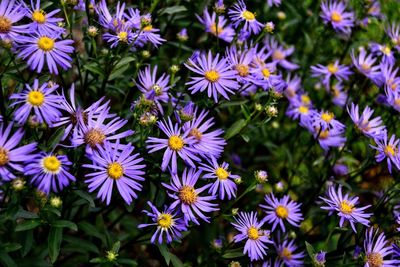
[87,26,99,37]
[106,251,118,262]
[50,196,63,208]
[264,21,275,33]
[255,170,268,183]
[11,177,26,191]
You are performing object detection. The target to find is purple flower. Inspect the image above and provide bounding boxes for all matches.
[370,133,400,174]
[162,168,218,225]
[311,60,352,89]
[185,51,239,102]
[251,63,287,93]
[231,211,273,261]
[312,110,345,132]
[380,61,400,95]
[0,123,36,181]
[351,49,381,83]
[364,228,400,267]
[182,108,226,158]
[138,23,165,48]
[177,28,188,41]
[228,0,264,35]
[347,103,386,139]
[26,152,75,194]
[95,0,126,31]
[27,0,65,36]
[275,239,305,266]
[10,79,62,126]
[314,127,346,151]
[138,201,187,244]
[320,1,354,35]
[370,43,395,65]
[147,118,200,174]
[315,251,327,266]
[83,141,145,205]
[320,185,372,232]
[0,0,28,41]
[331,83,348,107]
[16,33,74,74]
[267,0,281,7]
[199,156,239,200]
[265,37,299,71]
[197,9,235,42]
[386,23,400,52]
[260,193,303,232]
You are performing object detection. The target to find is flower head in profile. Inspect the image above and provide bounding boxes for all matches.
[386,23,400,52]
[267,0,281,7]
[265,37,299,71]
[312,110,345,133]
[351,49,381,84]
[138,201,187,244]
[311,60,352,88]
[16,33,74,74]
[10,79,62,126]
[275,239,305,266]
[146,118,200,174]
[199,156,239,200]
[0,123,37,181]
[320,1,354,35]
[228,0,264,35]
[0,0,28,41]
[185,51,239,102]
[83,141,145,205]
[231,211,273,261]
[162,168,218,225]
[370,133,400,174]
[27,0,65,36]
[137,21,165,48]
[363,228,400,267]
[26,152,75,195]
[347,103,386,139]
[320,185,372,232]
[330,82,348,107]
[314,127,346,151]
[197,9,235,42]
[370,43,395,65]
[260,193,303,232]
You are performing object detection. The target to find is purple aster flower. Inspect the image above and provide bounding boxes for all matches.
[197,9,235,42]
[16,33,74,74]
[226,45,255,84]
[162,168,218,225]
[284,75,302,99]
[103,23,133,48]
[267,0,281,7]
[311,60,352,89]
[265,37,299,71]
[25,152,75,195]
[95,0,126,31]
[380,61,400,95]
[0,0,28,41]
[182,108,226,158]
[331,82,347,107]
[370,133,400,174]
[185,51,239,103]
[176,101,196,123]
[347,103,386,139]
[320,1,354,35]
[72,107,134,149]
[27,0,65,36]
[137,65,171,114]
[333,162,349,176]
[364,228,400,267]
[146,118,200,174]
[138,201,187,244]
[260,193,303,232]
[370,43,395,65]
[0,123,36,181]
[138,23,165,48]
[319,185,372,232]
[276,239,305,266]
[286,97,315,130]
[315,251,327,266]
[386,23,400,52]
[228,0,264,35]
[83,141,145,205]
[251,63,287,93]
[312,110,345,132]
[10,79,62,126]
[351,49,381,84]
[177,28,188,41]
[199,156,239,200]
[231,211,273,261]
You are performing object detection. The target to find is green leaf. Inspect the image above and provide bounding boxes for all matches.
[169,253,183,267]
[52,220,78,231]
[15,220,41,232]
[47,127,65,150]
[2,243,22,253]
[305,241,315,259]
[78,222,106,243]
[159,6,187,15]
[225,119,247,140]
[48,227,63,263]
[63,236,99,254]
[109,64,130,81]
[111,241,121,253]
[73,190,95,208]
[158,244,170,265]
[84,63,104,77]
[21,230,33,256]
[15,209,39,219]
[0,252,17,267]
[222,248,244,259]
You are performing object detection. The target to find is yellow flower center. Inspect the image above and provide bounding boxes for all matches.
[301,95,311,105]
[205,70,220,82]
[0,147,9,166]
[0,16,12,33]
[152,84,162,95]
[27,91,45,106]
[361,63,371,71]
[321,112,334,123]
[157,213,173,228]
[32,10,46,24]
[384,145,396,156]
[340,200,354,214]
[143,25,153,31]
[298,105,309,114]
[84,128,106,148]
[242,10,255,21]
[168,135,184,151]
[42,156,61,173]
[235,64,249,77]
[331,11,342,22]
[247,226,259,240]
[37,36,55,52]
[275,205,289,219]
[281,247,292,260]
[366,252,383,267]
[210,23,224,35]
[215,167,229,180]
[272,50,285,60]
[327,63,338,74]
[118,31,128,42]
[107,162,124,180]
[395,99,400,107]
[179,185,197,205]
[262,68,271,78]
[381,46,391,55]
[189,128,202,141]
[319,129,330,139]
